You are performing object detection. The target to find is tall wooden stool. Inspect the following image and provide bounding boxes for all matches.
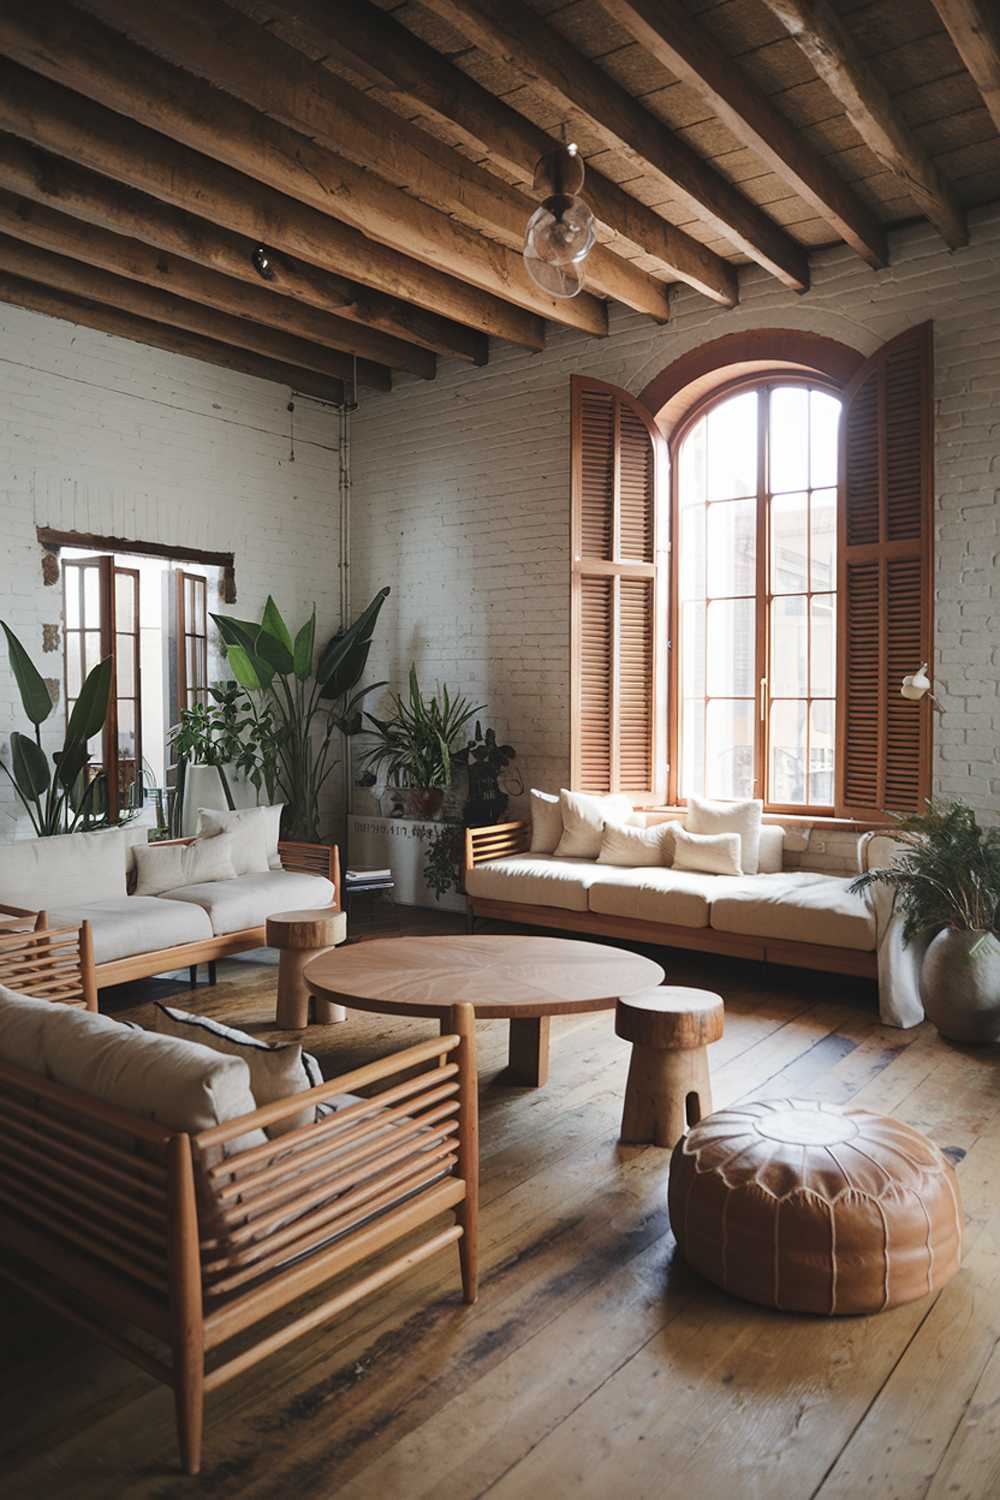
[616,987,724,1148]
[267,907,347,1028]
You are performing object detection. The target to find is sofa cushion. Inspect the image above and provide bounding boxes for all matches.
[758,824,785,874]
[554,790,641,859]
[0,827,127,912]
[163,870,335,935]
[710,872,876,951]
[587,868,739,929]
[197,806,275,875]
[0,981,48,1070]
[528,789,563,854]
[465,854,604,912]
[48,895,214,965]
[598,819,676,868]
[673,827,742,876]
[686,795,763,875]
[134,834,238,897]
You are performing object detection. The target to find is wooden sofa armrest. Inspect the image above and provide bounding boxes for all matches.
[277,840,342,910]
[464,820,530,872]
[0,918,97,1011]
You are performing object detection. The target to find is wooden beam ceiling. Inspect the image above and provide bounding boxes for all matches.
[0,270,346,403]
[598,0,889,269]
[79,0,669,322]
[419,0,811,290]
[0,0,608,339]
[758,0,968,250]
[930,0,1000,134]
[228,0,739,307]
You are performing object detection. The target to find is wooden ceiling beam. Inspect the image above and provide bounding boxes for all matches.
[79,0,668,322]
[0,0,604,340]
[0,269,346,403]
[0,231,392,389]
[929,0,1000,134]
[419,0,811,289]
[0,134,475,368]
[226,0,738,307]
[599,0,889,268]
[759,0,968,249]
[0,62,541,356]
[0,189,416,385]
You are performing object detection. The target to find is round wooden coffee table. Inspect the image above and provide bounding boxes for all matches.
[305,934,664,1087]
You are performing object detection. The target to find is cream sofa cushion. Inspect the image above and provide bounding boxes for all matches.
[163,870,334,935]
[196,806,273,876]
[758,824,785,874]
[0,827,127,912]
[134,834,237,897]
[686,795,763,875]
[529,789,563,854]
[598,820,676,868]
[0,983,50,1071]
[555,790,641,859]
[465,854,603,912]
[588,868,739,929]
[710,872,876,952]
[673,827,742,876]
[48,896,213,965]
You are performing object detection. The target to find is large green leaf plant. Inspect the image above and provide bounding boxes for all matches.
[1,621,113,836]
[212,588,390,843]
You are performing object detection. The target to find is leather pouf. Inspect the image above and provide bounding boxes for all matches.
[668,1098,963,1315]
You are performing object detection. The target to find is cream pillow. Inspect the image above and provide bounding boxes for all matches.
[686,795,763,875]
[151,1003,322,1138]
[196,805,273,876]
[598,820,676,868]
[134,833,237,896]
[555,790,641,859]
[672,827,742,876]
[758,824,785,874]
[529,789,563,854]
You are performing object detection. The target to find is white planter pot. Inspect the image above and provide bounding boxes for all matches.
[922,928,1000,1045]
[347,814,467,913]
[180,763,260,836]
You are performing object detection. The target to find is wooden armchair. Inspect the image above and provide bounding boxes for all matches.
[0,1003,478,1475]
[0,911,97,1011]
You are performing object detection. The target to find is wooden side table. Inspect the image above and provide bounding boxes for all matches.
[615,987,724,1148]
[266,907,348,1028]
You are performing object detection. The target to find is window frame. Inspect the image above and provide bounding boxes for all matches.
[667,370,844,815]
[176,569,209,714]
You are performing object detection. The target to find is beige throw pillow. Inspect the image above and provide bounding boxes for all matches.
[196,805,273,876]
[555,790,641,859]
[672,827,742,876]
[598,820,676,868]
[758,824,785,874]
[134,833,237,896]
[686,795,763,875]
[529,789,564,853]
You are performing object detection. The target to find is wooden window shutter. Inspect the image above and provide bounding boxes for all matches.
[836,323,933,818]
[571,376,665,802]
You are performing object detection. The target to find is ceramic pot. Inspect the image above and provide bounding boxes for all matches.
[406,786,445,821]
[922,928,1000,1044]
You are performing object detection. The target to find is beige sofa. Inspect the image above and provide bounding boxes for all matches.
[0,825,340,993]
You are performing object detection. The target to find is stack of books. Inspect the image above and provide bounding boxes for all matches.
[345,866,393,889]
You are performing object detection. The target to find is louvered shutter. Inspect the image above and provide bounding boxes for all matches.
[836,324,933,818]
[571,376,665,802]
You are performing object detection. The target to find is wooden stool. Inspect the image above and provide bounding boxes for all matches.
[616,987,724,1148]
[266,908,348,1028]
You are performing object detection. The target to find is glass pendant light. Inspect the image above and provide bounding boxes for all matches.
[523,142,596,299]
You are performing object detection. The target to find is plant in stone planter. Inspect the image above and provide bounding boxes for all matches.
[1,620,113,836]
[851,800,1000,1044]
[168,682,279,813]
[361,666,484,821]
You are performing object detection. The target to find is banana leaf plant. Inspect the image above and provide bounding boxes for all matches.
[1,621,113,836]
[211,588,390,843]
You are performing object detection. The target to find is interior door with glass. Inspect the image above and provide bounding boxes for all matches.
[62,554,142,821]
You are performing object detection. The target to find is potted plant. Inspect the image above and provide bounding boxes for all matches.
[361,666,483,821]
[456,721,522,826]
[1,621,113,836]
[851,801,1000,1044]
[168,681,278,829]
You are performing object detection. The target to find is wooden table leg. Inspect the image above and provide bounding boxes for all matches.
[314,995,347,1024]
[275,948,311,1029]
[507,1015,551,1087]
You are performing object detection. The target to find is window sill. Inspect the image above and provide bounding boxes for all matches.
[648,807,886,834]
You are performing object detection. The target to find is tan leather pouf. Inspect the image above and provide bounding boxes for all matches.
[669,1098,963,1315]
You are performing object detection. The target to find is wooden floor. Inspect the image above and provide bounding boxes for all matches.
[3,910,1000,1500]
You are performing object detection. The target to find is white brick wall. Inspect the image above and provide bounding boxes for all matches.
[0,302,342,841]
[353,205,1000,861]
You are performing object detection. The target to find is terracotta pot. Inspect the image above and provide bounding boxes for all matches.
[922,928,1000,1044]
[406,787,445,821]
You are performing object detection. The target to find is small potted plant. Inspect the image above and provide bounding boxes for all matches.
[362,666,483,821]
[851,800,1000,1044]
[456,721,522,827]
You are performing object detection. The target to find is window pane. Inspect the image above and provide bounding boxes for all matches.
[115,572,135,632]
[707,598,755,697]
[679,505,705,601]
[84,629,102,677]
[811,486,836,591]
[66,641,82,701]
[810,594,836,697]
[195,580,207,634]
[83,566,100,627]
[810,389,840,490]
[706,700,754,799]
[769,699,806,804]
[65,569,80,630]
[771,594,807,698]
[115,634,135,697]
[680,698,706,798]
[707,498,756,598]
[810,701,835,805]
[117,697,135,750]
[707,391,757,501]
[771,491,808,594]
[769,386,809,493]
[681,602,706,699]
[679,418,706,508]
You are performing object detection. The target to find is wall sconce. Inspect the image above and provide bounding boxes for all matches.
[901,663,944,714]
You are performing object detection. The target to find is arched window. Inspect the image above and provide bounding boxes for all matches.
[673,377,841,811]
